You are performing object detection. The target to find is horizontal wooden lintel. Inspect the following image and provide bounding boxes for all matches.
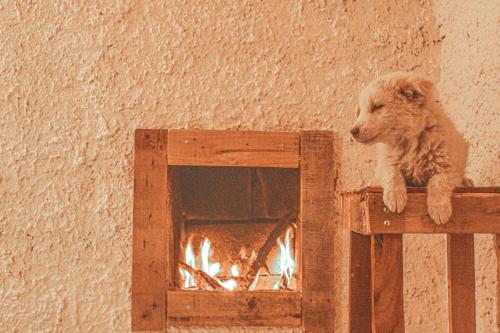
[166,290,302,326]
[166,129,299,168]
[341,187,500,234]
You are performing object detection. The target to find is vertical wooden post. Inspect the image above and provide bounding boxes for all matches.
[300,131,336,332]
[447,234,476,333]
[371,234,404,333]
[349,232,372,333]
[132,129,169,331]
[497,234,500,330]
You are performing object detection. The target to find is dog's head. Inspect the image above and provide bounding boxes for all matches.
[350,72,435,144]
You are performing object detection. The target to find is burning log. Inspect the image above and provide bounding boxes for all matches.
[179,212,298,291]
[239,212,298,290]
[179,261,226,291]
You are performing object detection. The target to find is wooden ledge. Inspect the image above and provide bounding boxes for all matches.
[166,290,302,326]
[341,187,500,234]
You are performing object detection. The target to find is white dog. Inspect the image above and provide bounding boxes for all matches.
[351,72,470,224]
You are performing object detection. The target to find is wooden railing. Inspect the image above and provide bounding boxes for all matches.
[341,187,500,333]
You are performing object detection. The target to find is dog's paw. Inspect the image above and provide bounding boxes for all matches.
[427,196,452,225]
[383,186,408,213]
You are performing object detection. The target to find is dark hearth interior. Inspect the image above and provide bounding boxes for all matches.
[170,166,300,291]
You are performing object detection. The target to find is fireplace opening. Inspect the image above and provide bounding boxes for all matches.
[170,166,300,292]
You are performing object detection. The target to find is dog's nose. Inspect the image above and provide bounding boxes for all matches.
[350,126,360,137]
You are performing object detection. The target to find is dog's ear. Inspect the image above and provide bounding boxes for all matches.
[397,76,433,103]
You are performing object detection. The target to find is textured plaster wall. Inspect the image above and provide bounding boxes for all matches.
[0,1,497,332]
[433,1,500,332]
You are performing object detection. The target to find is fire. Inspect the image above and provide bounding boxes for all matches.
[180,241,196,289]
[231,264,239,277]
[180,227,297,291]
[179,237,226,290]
[275,226,296,290]
[200,238,220,277]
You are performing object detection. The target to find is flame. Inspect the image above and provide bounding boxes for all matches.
[200,238,220,278]
[180,237,230,290]
[231,264,239,277]
[180,241,196,288]
[180,227,297,291]
[249,271,260,291]
[220,279,238,290]
[276,227,296,289]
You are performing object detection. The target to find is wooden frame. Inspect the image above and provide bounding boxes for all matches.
[342,187,500,333]
[132,129,336,331]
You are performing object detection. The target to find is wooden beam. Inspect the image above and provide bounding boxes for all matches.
[371,234,404,333]
[166,166,183,290]
[300,131,336,332]
[341,191,370,235]
[167,129,299,168]
[342,187,500,234]
[497,234,500,330]
[166,291,302,326]
[132,129,168,331]
[131,293,165,331]
[349,232,372,333]
[345,186,500,194]
[447,234,476,333]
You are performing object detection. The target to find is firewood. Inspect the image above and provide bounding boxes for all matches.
[178,262,225,291]
[240,212,298,290]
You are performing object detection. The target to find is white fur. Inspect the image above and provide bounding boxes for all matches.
[351,72,470,224]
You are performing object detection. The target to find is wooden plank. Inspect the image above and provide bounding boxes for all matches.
[132,129,169,331]
[343,186,500,194]
[341,191,370,234]
[131,293,165,331]
[447,234,476,333]
[497,234,500,329]
[167,129,299,168]
[167,166,183,291]
[132,262,166,294]
[342,190,500,234]
[371,234,404,333]
[349,232,372,333]
[132,229,167,262]
[166,291,302,326]
[300,131,336,332]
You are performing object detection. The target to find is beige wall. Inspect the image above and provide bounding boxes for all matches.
[0,1,497,332]
[434,1,499,332]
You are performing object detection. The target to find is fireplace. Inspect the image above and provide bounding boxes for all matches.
[174,166,300,292]
[132,129,335,331]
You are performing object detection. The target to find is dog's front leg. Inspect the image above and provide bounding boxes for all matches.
[381,166,408,213]
[427,172,457,224]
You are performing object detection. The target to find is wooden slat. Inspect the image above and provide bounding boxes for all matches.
[300,131,336,332]
[344,186,500,194]
[341,191,370,234]
[166,291,302,326]
[349,232,372,333]
[167,129,299,168]
[447,234,476,333]
[371,234,404,333]
[167,167,183,291]
[132,262,166,294]
[132,129,168,331]
[497,234,500,330]
[131,293,165,331]
[342,190,500,234]
[132,229,167,262]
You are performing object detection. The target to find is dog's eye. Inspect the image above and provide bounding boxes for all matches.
[371,103,384,112]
